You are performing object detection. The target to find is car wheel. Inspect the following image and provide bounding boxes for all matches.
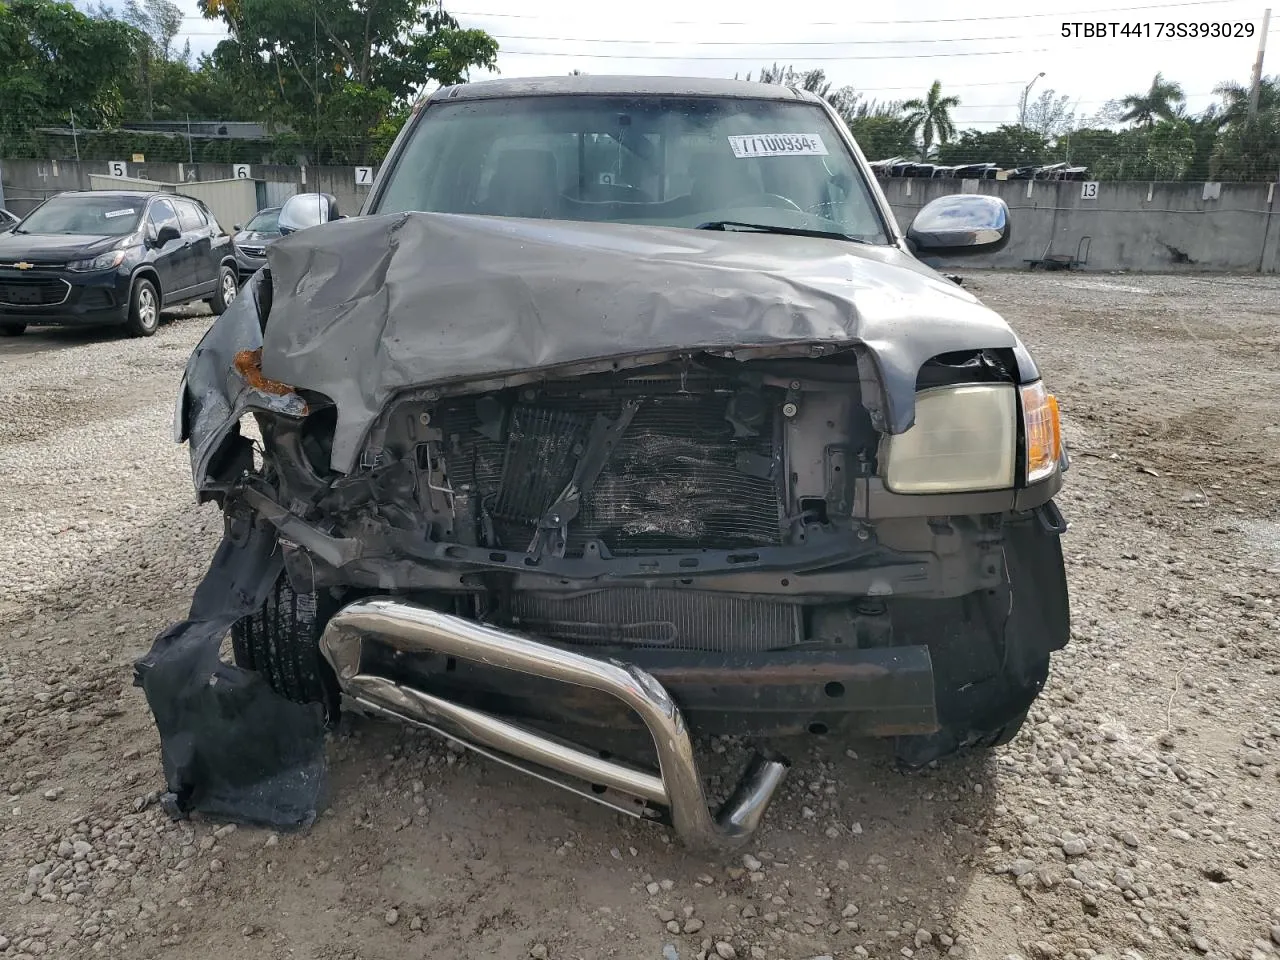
[230,573,342,726]
[0,322,26,336]
[125,278,160,337]
[210,264,238,316]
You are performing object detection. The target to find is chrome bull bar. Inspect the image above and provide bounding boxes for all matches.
[317,597,790,851]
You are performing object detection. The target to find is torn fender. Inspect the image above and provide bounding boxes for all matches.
[132,515,328,829]
[178,269,307,497]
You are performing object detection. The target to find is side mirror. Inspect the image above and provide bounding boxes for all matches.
[278,193,341,235]
[233,223,242,232]
[906,194,1010,256]
[156,224,181,246]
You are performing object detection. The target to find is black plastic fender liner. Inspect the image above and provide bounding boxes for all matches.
[133,517,329,829]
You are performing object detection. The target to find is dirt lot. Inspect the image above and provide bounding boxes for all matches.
[2,272,1279,960]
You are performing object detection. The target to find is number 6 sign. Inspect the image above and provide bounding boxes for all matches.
[233,163,252,179]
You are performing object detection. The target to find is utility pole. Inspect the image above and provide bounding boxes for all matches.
[1020,72,1046,127]
[186,114,195,166]
[1249,8,1272,119]
[70,109,81,163]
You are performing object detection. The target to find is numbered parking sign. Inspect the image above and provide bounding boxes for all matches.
[355,166,374,186]
[233,163,252,179]
[107,161,127,178]
[1080,181,1099,200]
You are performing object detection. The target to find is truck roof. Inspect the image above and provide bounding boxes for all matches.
[428,74,826,104]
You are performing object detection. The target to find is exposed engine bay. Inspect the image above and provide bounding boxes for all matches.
[137,212,1070,849]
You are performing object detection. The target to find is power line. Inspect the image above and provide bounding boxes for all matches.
[475,42,1224,60]
[444,0,1248,26]
[472,32,1070,46]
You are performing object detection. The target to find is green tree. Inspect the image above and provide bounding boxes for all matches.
[846,116,918,160]
[1211,110,1280,181]
[901,80,960,158]
[199,0,497,161]
[936,125,1048,168]
[1119,72,1185,127]
[1022,88,1076,137]
[0,0,140,150]
[737,63,906,142]
[1211,75,1280,127]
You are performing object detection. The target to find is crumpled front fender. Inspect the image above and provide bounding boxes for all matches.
[178,270,307,498]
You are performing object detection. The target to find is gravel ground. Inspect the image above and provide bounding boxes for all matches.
[2,273,1279,960]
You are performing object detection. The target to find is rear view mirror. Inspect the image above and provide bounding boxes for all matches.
[278,193,341,235]
[907,194,1010,256]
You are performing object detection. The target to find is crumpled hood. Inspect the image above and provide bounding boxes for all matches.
[261,211,1025,474]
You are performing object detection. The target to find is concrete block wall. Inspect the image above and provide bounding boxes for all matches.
[882,178,1280,274]
[5,158,1278,273]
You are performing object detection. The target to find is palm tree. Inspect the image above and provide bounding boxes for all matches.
[1211,76,1280,128]
[1119,72,1185,127]
[901,80,960,158]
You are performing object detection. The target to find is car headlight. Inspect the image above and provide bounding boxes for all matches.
[67,250,127,272]
[882,383,1018,493]
[1020,380,1062,484]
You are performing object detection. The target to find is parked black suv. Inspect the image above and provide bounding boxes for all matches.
[0,190,239,337]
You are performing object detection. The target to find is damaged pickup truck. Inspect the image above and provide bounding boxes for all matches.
[137,75,1070,851]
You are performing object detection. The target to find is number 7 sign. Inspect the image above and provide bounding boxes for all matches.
[355,166,374,186]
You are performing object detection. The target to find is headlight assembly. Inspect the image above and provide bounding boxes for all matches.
[66,250,127,272]
[881,383,1018,493]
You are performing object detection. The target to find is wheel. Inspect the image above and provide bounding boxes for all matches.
[230,573,341,725]
[124,278,160,337]
[0,322,25,336]
[210,263,238,316]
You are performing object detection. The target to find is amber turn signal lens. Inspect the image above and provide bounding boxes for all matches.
[1021,382,1061,484]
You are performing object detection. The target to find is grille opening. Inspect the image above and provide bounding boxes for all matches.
[431,380,786,557]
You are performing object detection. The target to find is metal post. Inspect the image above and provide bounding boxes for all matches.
[70,109,81,163]
[1020,72,1046,127]
[1247,8,1271,118]
[187,114,195,166]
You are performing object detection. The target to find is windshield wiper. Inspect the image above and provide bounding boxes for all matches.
[695,220,869,244]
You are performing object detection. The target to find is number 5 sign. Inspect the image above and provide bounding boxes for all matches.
[107,161,127,178]
[355,166,374,186]
[233,163,252,179]
[1080,181,1099,200]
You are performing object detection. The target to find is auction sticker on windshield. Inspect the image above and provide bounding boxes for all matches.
[104,209,136,219]
[727,134,829,158]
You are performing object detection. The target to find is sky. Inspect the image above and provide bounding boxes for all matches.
[161,0,1276,129]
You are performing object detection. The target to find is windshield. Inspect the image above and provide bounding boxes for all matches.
[374,95,889,244]
[17,195,143,236]
[245,208,281,233]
